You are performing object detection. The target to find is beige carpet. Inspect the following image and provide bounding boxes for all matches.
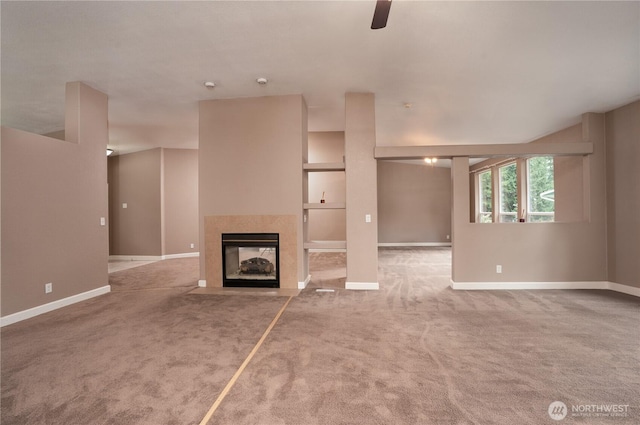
[2,249,639,424]
[212,248,640,424]
[307,251,347,290]
[108,259,159,274]
[109,257,200,291]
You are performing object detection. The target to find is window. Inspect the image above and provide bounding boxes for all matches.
[474,156,556,224]
[527,156,554,222]
[499,162,517,222]
[478,170,492,223]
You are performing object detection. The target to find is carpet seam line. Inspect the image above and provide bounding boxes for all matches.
[198,295,293,425]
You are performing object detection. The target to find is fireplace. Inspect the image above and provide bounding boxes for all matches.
[221,233,279,288]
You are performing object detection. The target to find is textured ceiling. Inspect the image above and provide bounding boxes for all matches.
[2,1,639,155]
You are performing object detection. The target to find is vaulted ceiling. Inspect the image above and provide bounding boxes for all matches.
[2,1,638,155]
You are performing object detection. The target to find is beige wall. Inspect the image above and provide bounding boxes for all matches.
[345,93,378,287]
[198,95,307,283]
[452,113,607,283]
[549,125,585,222]
[308,131,345,163]
[1,82,109,316]
[606,101,640,288]
[108,148,199,257]
[378,161,452,243]
[308,131,346,241]
[108,148,163,256]
[163,149,199,255]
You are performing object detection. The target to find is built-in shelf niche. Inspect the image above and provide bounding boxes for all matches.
[304,132,346,252]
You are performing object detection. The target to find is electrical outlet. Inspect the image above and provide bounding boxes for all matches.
[496,265,502,274]
[45,283,53,294]
[190,243,195,249]
[365,214,372,223]
[100,217,106,226]
[122,203,127,209]
[446,234,450,240]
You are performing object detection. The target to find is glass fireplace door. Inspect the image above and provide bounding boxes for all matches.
[221,233,279,288]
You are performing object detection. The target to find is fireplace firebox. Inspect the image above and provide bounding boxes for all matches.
[221,233,279,288]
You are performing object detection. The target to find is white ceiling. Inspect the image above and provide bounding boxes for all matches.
[2,1,639,156]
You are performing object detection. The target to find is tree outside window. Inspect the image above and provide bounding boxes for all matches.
[499,163,517,222]
[527,156,554,222]
[478,170,492,223]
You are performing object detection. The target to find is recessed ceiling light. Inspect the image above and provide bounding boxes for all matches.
[256,77,268,85]
[204,81,216,88]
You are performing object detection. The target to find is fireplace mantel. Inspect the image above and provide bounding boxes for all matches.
[204,215,298,289]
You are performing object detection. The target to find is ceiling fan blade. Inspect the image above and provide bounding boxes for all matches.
[371,0,392,29]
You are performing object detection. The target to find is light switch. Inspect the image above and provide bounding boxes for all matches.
[100,217,106,226]
[365,214,372,223]
[122,203,128,209]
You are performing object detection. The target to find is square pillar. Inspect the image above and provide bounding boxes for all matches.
[345,93,379,290]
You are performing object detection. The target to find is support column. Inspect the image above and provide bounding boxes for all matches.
[451,157,470,283]
[345,93,378,290]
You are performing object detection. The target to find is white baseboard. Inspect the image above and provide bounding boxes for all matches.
[163,252,200,260]
[299,275,311,289]
[309,242,451,252]
[1,285,111,327]
[345,281,379,290]
[109,255,163,261]
[378,242,452,247]
[450,280,639,298]
[450,281,608,291]
[608,282,640,297]
[109,252,199,261]
[198,280,207,287]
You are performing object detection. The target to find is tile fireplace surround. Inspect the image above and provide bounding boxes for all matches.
[204,215,298,289]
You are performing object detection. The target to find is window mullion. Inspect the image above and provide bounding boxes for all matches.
[517,158,527,221]
[474,172,480,222]
[491,165,499,223]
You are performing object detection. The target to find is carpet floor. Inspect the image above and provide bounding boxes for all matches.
[2,248,639,424]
